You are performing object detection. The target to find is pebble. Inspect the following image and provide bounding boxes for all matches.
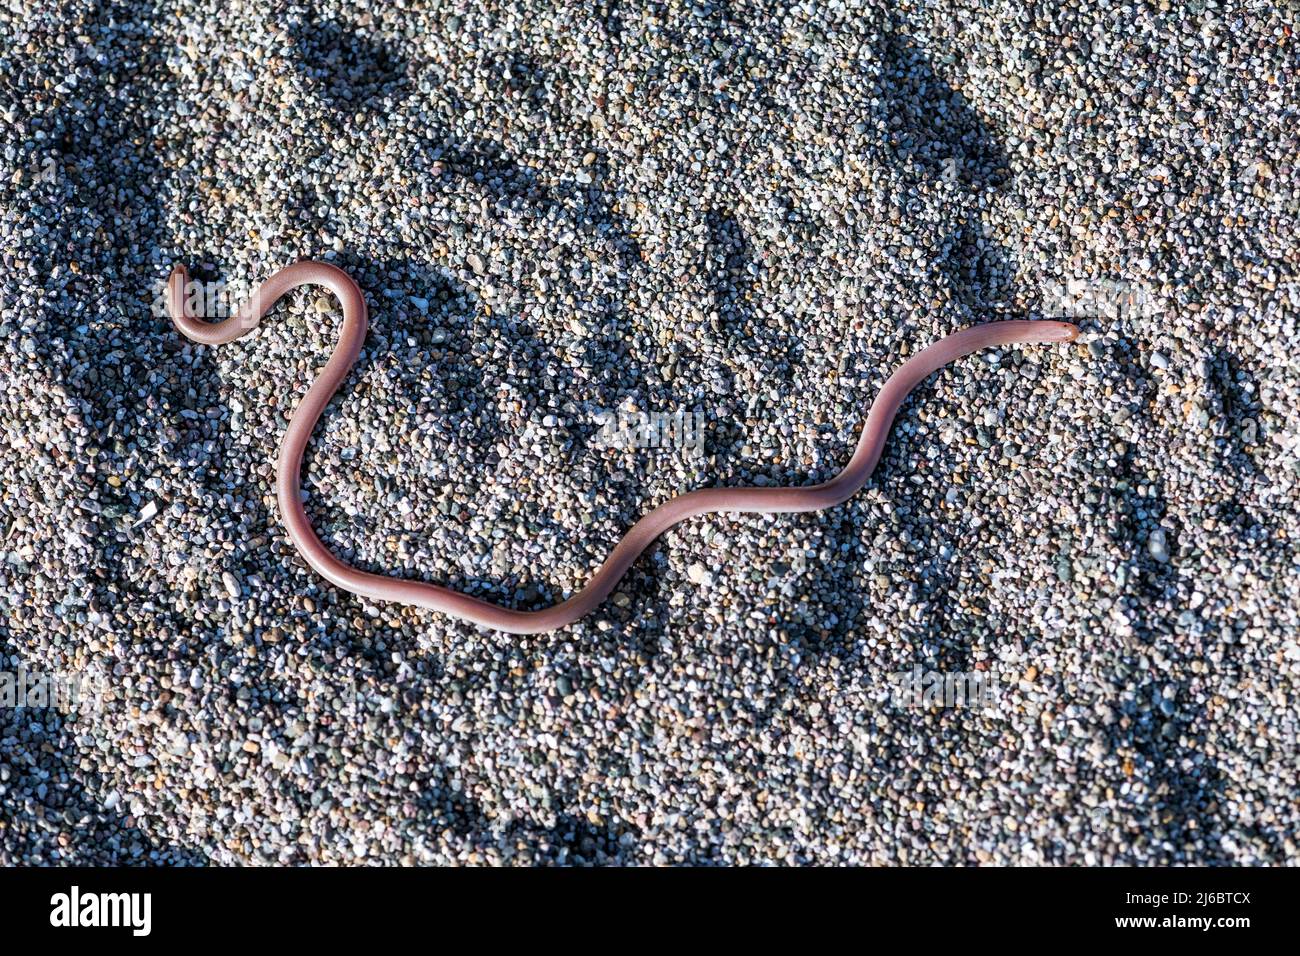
[1147,529,1171,563]
[687,564,714,587]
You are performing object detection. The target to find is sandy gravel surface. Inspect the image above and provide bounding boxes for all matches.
[0,0,1297,864]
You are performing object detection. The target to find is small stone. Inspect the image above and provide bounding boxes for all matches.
[1147,529,1170,563]
[133,500,159,526]
[687,563,714,587]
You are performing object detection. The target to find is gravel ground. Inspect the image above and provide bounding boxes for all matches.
[1,0,1297,865]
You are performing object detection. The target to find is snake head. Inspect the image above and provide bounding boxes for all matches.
[1044,321,1080,343]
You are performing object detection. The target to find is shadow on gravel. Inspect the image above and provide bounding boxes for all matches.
[412,757,639,864]
[702,206,803,388]
[1112,345,1291,861]
[761,18,1018,651]
[1029,337,1285,862]
[283,255,648,611]
[0,625,207,865]
[0,0,218,864]
[1104,435,1228,860]
[438,133,644,273]
[287,6,411,111]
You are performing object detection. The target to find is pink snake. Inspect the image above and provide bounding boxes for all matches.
[168,260,1078,634]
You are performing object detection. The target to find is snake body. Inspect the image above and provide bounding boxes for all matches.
[168,260,1077,634]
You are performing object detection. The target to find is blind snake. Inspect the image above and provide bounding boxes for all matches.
[168,260,1078,634]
